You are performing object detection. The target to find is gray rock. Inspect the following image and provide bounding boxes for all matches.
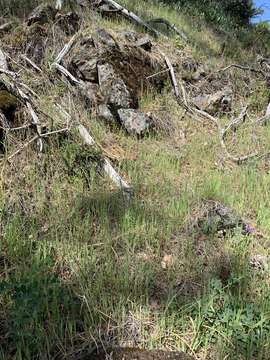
[27,3,57,26]
[192,88,232,115]
[97,63,115,85]
[97,104,115,123]
[94,28,116,47]
[108,79,132,109]
[195,200,243,234]
[98,64,133,109]
[118,109,151,135]
[136,36,152,51]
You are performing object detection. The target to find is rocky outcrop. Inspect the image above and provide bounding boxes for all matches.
[65,29,167,134]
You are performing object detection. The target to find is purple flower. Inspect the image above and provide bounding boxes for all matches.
[244,223,256,234]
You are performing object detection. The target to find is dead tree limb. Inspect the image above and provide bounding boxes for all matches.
[102,0,160,37]
[159,50,179,97]
[147,18,188,41]
[78,124,132,192]
[222,105,248,138]
[219,63,265,76]
[0,60,43,150]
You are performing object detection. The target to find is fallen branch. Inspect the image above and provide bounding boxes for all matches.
[159,50,179,97]
[147,18,188,41]
[53,63,82,85]
[21,55,42,73]
[222,105,248,138]
[53,32,81,66]
[219,63,265,76]
[0,48,8,71]
[78,124,132,192]
[102,0,160,37]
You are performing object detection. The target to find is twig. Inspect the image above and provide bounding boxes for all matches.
[21,55,42,73]
[222,105,248,138]
[146,68,169,80]
[7,135,39,161]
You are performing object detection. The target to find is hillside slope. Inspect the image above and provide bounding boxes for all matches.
[1,1,270,360]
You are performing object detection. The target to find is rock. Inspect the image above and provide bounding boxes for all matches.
[108,79,133,109]
[97,63,115,85]
[97,104,115,123]
[136,36,152,51]
[98,64,133,109]
[71,57,98,83]
[91,348,195,360]
[27,3,57,26]
[94,28,116,47]
[118,109,151,135]
[120,30,138,42]
[192,88,232,115]
[79,83,102,108]
[195,200,243,235]
[55,12,80,35]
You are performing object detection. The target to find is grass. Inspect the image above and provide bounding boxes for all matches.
[1,1,270,360]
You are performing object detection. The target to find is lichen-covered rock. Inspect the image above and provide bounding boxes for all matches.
[94,28,116,47]
[79,83,102,108]
[97,104,115,123]
[27,3,57,26]
[195,200,243,235]
[98,63,133,109]
[192,88,232,115]
[118,109,151,135]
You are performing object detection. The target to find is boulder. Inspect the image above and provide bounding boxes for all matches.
[27,3,57,26]
[118,109,151,135]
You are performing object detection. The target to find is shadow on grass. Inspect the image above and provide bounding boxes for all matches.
[1,191,269,360]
